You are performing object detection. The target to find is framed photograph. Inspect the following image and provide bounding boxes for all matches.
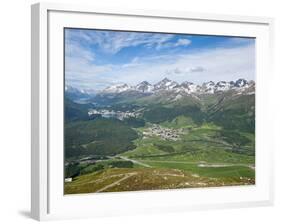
[31,2,274,221]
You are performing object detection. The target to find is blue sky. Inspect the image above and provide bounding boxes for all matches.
[65,28,255,91]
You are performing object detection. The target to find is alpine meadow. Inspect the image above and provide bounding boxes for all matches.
[64,28,255,194]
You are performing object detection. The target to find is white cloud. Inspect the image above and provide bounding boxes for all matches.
[65,40,95,63]
[65,55,116,89]
[165,66,205,75]
[155,38,192,50]
[174,38,192,47]
[99,44,255,87]
[66,29,176,54]
[189,66,205,72]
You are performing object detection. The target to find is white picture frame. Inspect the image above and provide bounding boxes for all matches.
[31,2,274,221]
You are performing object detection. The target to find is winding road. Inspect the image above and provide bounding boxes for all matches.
[119,156,152,168]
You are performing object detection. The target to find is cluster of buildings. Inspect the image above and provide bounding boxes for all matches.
[88,109,141,120]
[142,124,184,141]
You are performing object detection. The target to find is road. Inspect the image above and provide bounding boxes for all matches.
[137,159,255,169]
[95,172,137,193]
[119,156,152,168]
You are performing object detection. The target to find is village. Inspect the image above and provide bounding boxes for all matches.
[88,108,142,120]
[142,124,185,141]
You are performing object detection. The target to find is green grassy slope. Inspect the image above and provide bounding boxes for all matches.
[65,118,138,158]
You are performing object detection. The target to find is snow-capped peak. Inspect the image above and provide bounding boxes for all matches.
[65,85,79,93]
[154,78,178,91]
[102,83,133,93]
[135,81,153,93]
[235,79,248,88]
[215,81,233,92]
[173,81,199,94]
[202,81,216,93]
[65,85,94,95]
[181,81,198,92]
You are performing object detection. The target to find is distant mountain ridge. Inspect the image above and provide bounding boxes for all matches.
[65,78,255,106]
[99,78,254,95]
[65,85,96,101]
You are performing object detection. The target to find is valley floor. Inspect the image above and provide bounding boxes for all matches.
[65,121,255,194]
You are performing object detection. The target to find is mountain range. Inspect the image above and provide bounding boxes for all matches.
[66,78,255,100]
[101,78,254,95]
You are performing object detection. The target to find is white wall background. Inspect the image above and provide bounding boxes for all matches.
[0,0,279,223]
